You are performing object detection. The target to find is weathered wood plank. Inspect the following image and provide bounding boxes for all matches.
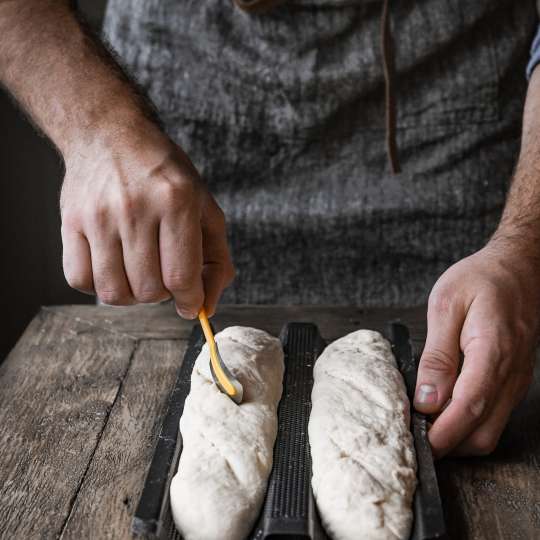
[45,303,187,340]
[47,303,427,345]
[60,339,186,539]
[0,309,136,539]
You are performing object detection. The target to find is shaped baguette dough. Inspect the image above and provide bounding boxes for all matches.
[170,326,284,540]
[309,330,417,540]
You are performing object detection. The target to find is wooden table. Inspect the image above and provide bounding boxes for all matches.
[0,304,539,539]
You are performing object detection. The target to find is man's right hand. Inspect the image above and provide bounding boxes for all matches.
[60,121,234,318]
[0,2,234,318]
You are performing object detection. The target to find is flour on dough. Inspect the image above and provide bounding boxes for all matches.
[309,330,417,540]
[170,326,284,540]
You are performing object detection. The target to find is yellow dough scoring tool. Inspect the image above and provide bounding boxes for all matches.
[198,308,244,404]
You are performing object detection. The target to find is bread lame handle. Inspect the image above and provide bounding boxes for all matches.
[198,308,243,403]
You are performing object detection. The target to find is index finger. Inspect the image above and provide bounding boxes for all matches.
[159,211,204,319]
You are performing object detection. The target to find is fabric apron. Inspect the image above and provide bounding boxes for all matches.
[103,0,537,307]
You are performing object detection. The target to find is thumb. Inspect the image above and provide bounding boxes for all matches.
[415,288,465,414]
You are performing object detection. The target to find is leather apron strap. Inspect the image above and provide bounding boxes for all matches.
[233,0,401,174]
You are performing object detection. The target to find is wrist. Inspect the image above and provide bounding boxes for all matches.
[487,226,540,270]
[63,108,169,170]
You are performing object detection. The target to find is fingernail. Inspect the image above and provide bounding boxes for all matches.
[177,308,197,320]
[415,384,438,404]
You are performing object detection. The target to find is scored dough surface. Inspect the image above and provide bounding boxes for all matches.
[170,326,284,540]
[309,330,417,540]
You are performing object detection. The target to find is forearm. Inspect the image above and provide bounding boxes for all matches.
[494,67,540,253]
[0,0,157,158]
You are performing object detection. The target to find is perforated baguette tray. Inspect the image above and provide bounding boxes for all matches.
[132,322,446,540]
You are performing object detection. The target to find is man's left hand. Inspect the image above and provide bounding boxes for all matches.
[414,237,539,458]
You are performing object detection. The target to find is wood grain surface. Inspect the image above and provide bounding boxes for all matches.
[0,310,136,538]
[46,303,427,347]
[61,339,186,540]
[0,303,539,539]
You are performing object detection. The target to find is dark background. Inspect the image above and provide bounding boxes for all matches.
[0,1,108,360]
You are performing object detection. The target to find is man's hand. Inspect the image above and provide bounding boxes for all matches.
[0,1,234,317]
[414,65,540,459]
[60,124,234,318]
[414,239,539,458]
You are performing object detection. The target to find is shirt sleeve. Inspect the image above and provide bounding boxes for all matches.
[527,24,540,79]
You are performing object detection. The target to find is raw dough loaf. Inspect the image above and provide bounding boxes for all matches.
[309,330,416,540]
[170,326,284,540]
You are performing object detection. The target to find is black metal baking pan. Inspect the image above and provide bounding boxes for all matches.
[132,326,205,539]
[252,322,326,539]
[389,322,447,540]
[132,322,446,540]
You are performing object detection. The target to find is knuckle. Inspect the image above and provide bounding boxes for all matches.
[64,270,91,292]
[420,348,458,375]
[480,280,502,298]
[468,431,499,456]
[90,204,111,228]
[61,211,80,231]
[62,255,91,292]
[160,179,197,211]
[163,270,197,293]
[133,287,168,304]
[428,286,455,316]
[115,192,143,221]
[98,288,128,306]
[463,396,487,422]
[499,320,531,356]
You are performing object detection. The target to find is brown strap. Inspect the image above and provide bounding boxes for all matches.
[234,0,401,173]
[380,0,400,174]
[233,0,288,14]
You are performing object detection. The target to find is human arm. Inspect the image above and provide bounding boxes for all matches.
[0,0,234,317]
